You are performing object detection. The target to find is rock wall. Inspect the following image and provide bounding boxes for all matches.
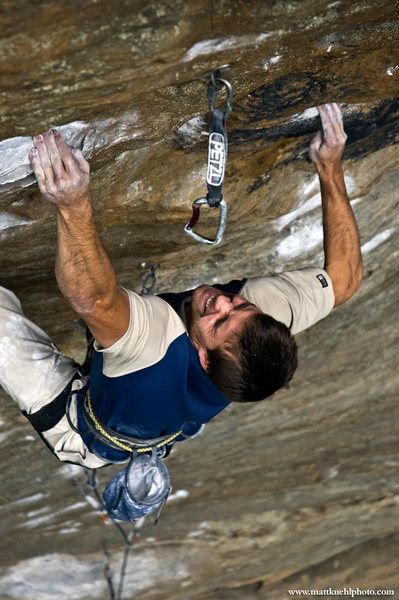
[0,1,398,598]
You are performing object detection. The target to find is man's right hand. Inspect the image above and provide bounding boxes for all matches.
[30,129,130,348]
[30,129,90,211]
[309,103,347,172]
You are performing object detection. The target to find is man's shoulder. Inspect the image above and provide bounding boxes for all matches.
[241,267,335,334]
[97,289,188,377]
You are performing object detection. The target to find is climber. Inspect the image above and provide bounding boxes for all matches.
[0,102,362,472]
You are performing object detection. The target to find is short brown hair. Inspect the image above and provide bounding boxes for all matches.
[206,313,298,402]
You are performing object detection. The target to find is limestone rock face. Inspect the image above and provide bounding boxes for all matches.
[0,1,398,598]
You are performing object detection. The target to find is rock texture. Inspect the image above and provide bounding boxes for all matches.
[0,0,399,598]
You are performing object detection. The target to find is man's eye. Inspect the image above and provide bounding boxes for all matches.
[235,302,251,310]
[213,316,228,332]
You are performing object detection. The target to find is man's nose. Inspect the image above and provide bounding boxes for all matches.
[214,294,233,312]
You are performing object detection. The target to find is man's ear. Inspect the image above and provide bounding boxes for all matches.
[198,347,210,372]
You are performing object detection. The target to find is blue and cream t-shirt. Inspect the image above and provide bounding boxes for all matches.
[54,267,334,466]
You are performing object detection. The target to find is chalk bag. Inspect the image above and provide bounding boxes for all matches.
[103,448,171,522]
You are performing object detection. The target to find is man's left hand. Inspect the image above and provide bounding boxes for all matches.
[309,103,347,171]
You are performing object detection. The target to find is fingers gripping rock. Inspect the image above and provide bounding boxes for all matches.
[71,147,90,174]
[30,129,90,207]
[309,102,347,168]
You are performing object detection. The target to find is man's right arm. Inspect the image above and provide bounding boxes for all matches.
[310,103,363,307]
[30,130,129,348]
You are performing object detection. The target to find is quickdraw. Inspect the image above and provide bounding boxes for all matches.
[140,263,158,295]
[184,66,233,246]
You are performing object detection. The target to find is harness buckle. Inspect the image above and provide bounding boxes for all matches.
[184,196,227,246]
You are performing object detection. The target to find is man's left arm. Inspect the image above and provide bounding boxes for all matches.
[310,103,363,307]
[241,104,362,333]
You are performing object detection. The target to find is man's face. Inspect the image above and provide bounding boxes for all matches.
[186,285,262,370]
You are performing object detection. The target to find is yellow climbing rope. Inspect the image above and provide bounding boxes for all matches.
[85,390,182,453]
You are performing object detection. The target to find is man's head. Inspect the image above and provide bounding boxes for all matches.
[186,285,298,402]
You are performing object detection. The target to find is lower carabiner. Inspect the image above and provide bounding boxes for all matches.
[184,197,227,246]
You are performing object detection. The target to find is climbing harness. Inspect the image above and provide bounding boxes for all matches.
[66,388,177,523]
[184,66,233,245]
[83,389,182,454]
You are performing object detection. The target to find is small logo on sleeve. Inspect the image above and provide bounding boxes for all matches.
[317,274,328,288]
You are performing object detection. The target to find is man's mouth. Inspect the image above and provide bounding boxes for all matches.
[203,292,219,314]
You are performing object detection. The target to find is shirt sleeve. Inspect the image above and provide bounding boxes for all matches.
[93,289,187,377]
[240,267,335,334]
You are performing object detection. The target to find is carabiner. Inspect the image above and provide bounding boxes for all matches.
[141,265,158,295]
[208,72,233,118]
[184,197,227,246]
